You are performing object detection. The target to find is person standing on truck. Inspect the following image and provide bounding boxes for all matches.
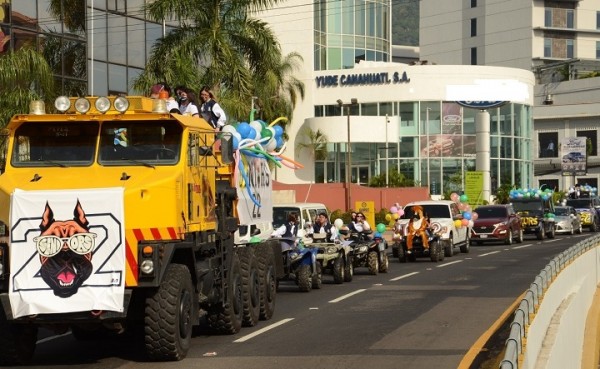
[199,86,227,132]
[309,212,338,242]
[150,83,179,112]
[174,86,199,117]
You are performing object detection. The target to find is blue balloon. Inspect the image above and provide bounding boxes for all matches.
[232,136,239,149]
[463,212,471,220]
[273,125,284,138]
[237,122,251,138]
[276,136,284,148]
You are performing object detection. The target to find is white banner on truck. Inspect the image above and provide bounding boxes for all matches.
[9,188,126,318]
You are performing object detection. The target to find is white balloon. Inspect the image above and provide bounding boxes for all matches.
[265,138,277,152]
[222,125,236,133]
[334,218,344,229]
[249,120,263,133]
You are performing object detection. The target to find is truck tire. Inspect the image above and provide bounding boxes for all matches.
[0,310,37,366]
[297,264,312,292]
[312,262,323,289]
[344,254,353,282]
[379,252,389,273]
[443,240,453,257]
[367,251,379,275]
[398,246,407,263]
[460,236,471,253]
[536,226,545,240]
[238,248,260,327]
[547,224,556,239]
[333,256,345,284]
[145,263,193,361]
[256,244,276,321]
[392,243,399,258]
[591,219,597,232]
[207,253,243,334]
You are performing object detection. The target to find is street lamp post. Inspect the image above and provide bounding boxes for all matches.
[385,114,390,187]
[337,98,358,211]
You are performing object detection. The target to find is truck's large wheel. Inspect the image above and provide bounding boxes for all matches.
[256,244,276,321]
[207,254,243,334]
[145,264,193,361]
[296,264,312,292]
[238,247,260,327]
[536,226,545,240]
[443,240,454,257]
[367,251,379,275]
[379,252,389,273]
[398,246,407,263]
[333,256,345,284]
[312,262,322,289]
[0,310,37,366]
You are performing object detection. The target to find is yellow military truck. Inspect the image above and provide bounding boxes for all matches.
[0,96,282,364]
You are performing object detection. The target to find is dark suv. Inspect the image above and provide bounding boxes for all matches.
[565,195,600,232]
[512,197,556,240]
[471,204,523,245]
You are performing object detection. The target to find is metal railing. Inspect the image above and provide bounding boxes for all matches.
[499,234,600,369]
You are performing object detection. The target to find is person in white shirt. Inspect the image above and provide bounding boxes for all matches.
[306,212,338,242]
[272,213,299,251]
[199,86,227,132]
[352,212,371,233]
[174,86,199,117]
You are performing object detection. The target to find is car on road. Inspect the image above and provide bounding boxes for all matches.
[513,196,556,240]
[471,204,523,245]
[565,195,600,232]
[554,205,583,235]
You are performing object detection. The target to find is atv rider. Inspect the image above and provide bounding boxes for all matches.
[272,212,299,251]
[307,212,338,242]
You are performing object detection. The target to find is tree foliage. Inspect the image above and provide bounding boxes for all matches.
[0,48,54,127]
[392,0,419,46]
[368,169,417,187]
[296,127,328,161]
[132,0,304,125]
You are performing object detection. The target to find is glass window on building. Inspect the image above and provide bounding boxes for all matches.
[577,178,598,188]
[597,41,600,59]
[361,102,377,116]
[499,104,512,135]
[314,105,324,117]
[400,102,416,130]
[490,136,499,159]
[597,11,600,30]
[343,48,355,69]
[567,39,574,58]
[463,108,476,135]
[429,159,441,195]
[355,2,365,36]
[544,38,551,57]
[538,132,558,158]
[470,18,477,37]
[420,103,441,135]
[399,137,416,158]
[315,162,325,183]
[380,102,393,116]
[539,179,559,192]
[500,160,513,185]
[325,104,342,117]
[471,0,477,8]
[399,159,417,184]
[327,47,341,70]
[342,0,354,34]
[545,9,552,27]
[471,47,477,65]
[576,130,597,156]
[500,137,512,158]
[567,9,574,29]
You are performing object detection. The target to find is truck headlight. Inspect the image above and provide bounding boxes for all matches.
[95,97,111,113]
[75,98,91,113]
[114,97,129,113]
[54,96,71,112]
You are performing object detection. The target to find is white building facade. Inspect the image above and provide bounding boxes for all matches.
[257,0,536,200]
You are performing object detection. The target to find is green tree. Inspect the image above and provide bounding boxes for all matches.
[493,183,514,204]
[0,47,54,127]
[368,169,417,187]
[296,127,328,160]
[133,0,303,124]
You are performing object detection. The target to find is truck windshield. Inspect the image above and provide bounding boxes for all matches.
[566,199,592,209]
[403,204,451,219]
[99,121,183,166]
[12,122,98,167]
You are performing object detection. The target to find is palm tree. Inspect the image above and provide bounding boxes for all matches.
[296,127,329,161]
[0,47,54,127]
[251,51,305,124]
[133,0,303,123]
[133,0,281,118]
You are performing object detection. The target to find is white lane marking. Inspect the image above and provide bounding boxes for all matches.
[436,260,463,268]
[513,244,533,249]
[37,332,71,344]
[478,251,501,257]
[328,289,367,303]
[234,318,294,343]
[390,271,419,281]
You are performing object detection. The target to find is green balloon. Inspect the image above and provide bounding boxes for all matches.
[459,194,468,203]
[261,128,273,140]
[376,223,386,233]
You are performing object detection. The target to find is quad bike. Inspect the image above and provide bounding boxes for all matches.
[307,233,353,283]
[397,225,444,263]
[345,230,389,275]
[275,236,322,292]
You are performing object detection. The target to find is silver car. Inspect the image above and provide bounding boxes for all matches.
[554,205,583,235]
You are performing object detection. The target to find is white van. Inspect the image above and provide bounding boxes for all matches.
[273,203,329,237]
